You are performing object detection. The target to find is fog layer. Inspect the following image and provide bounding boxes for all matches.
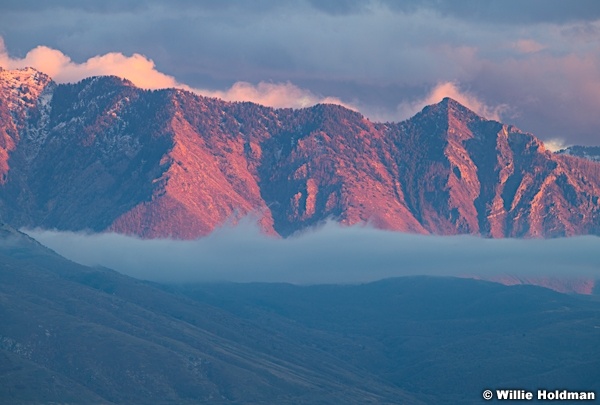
[22,221,599,285]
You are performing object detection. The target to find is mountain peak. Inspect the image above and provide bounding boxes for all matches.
[0,66,52,84]
[73,74,136,91]
[0,66,54,105]
[437,97,483,120]
[408,97,487,135]
[440,96,460,105]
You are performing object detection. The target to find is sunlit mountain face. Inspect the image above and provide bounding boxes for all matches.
[1,67,599,296]
[1,67,600,240]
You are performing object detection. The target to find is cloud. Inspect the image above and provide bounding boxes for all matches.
[4,0,600,24]
[470,51,600,145]
[396,82,508,121]
[0,38,352,110]
[202,81,355,110]
[543,138,570,152]
[0,37,185,89]
[513,39,546,54]
[24,221,600,286]
[381,0,600,24]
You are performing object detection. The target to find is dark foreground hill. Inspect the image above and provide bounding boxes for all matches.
[0,224,418,404]
[1,225,599,404]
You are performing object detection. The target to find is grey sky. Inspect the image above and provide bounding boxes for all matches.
[1,0,600,146]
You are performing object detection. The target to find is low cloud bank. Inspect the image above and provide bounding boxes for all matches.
[25,222,600,285]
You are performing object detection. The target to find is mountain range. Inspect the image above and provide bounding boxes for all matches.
[2,67,600,239]
[1,67,600,404]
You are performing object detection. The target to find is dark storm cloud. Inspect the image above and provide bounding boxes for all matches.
[25,222,600,285]
[383,0,600,24]
[1,0,600,146]
[0,0,283,13]
[5,0,600,23]
[306,0,368,16]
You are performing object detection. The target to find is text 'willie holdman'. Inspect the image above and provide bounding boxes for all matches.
[483,389,596,400]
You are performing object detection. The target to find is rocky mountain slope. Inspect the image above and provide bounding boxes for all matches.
[1,67,600,238]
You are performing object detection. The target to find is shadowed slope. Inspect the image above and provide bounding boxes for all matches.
[0,224,419,404]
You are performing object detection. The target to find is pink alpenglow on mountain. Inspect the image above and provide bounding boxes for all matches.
[1,67,600,240]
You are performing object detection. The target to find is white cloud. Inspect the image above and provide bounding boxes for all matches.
[0,37,353,110]
[543,138,569,152]
[201,81,356,110]
[0,38,182,89]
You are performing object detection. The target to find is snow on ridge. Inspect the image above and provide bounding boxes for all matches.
[0,67,54,113]
[556,146,600,162]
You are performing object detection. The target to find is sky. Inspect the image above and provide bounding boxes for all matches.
[26,221,600,286]
[1,1,600,149]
